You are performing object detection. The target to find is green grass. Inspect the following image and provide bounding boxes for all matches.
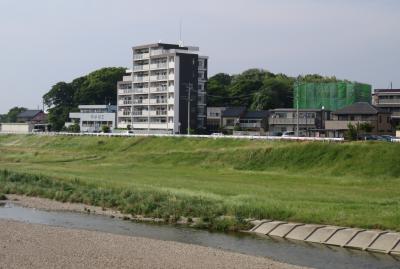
[0,134,399,231]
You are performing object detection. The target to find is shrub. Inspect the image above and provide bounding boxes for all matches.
[101,125,110,133]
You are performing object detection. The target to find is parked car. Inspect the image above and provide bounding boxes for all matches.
[379,135,395,142]
[211,132,224,136]
[282,131,296,137]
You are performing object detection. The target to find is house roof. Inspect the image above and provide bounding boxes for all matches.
[333,102,386,115]
[221,107,246,117]
[17,110,42,119]
[374,89,400,93]
[242,110,269,119]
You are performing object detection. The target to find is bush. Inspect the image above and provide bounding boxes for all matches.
[67,124,80,133]
[0,193,6,200]
[102,125,110,133]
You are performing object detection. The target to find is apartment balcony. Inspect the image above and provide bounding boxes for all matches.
[133,65,149,71]
[133,76,149,83]
[132,111,150,117]
[150,63,168,70]
[168,98,175,104]
[377,99,400,105]
[392,112,400,118]
[132,88,148,94]
[148,123,169,129]
[168,74,175,80]
[149,110,167,116]
[133,99,149,105]
[133,53,150,60]
[132,122,150,129]
[269,118,316,125]
[168,110,175,117]
[117,112,131,118]
[168,86,175,93]
[149,87,167,93]
[118,89,134,95]
[149,99,168,105]
[123,75,132,82]
[150,49,169,56]
[240,123,262,128]
[169,62,175,68]
[150,75,168,81]
[118,101,132,106]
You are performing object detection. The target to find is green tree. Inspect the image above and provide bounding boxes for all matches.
[359,122,374,133]
[43,67,126,131]
[0,107,28,123]
[207,73,232,106]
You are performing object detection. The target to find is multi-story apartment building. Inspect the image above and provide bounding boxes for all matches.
[117,43,208,134]
[373,89,400,126]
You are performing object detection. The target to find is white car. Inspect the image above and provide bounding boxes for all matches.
[282,131,295,137]
[211,133,224,136]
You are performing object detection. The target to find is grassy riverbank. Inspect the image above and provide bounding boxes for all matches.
[0,134,399,231]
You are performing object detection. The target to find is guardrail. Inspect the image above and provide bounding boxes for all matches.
[0,131,345,142]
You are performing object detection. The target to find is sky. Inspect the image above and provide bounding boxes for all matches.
[0,0,399,113]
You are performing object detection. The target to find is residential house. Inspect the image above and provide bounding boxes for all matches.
[221,107,269,135]
[372,88,400,127]
[325,102,392,137]
[268,108,329,136]
[206,107,226,132]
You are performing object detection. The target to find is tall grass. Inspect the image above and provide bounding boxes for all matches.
[0,135,399,231]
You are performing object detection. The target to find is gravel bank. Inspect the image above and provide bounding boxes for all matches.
[0,220,309,269]
[6,194,168,223]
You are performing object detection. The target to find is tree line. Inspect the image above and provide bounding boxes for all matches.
[1,67,345,130]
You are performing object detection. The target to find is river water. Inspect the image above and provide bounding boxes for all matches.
[0,202,399,269]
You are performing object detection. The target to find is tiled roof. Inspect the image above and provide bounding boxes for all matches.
[333,102,386,115]
[221,107,246,117]
[17,110,42,119]
[242,111,269,119]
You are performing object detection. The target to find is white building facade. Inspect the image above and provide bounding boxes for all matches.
[68,105,117,132]
[117,43,208,134]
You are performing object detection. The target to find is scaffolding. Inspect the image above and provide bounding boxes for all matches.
[294,82,371,111]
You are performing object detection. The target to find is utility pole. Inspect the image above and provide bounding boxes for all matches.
[186,83,192,135]
[296,80,300,137]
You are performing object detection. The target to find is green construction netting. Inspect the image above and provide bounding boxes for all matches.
[294,82,371,111]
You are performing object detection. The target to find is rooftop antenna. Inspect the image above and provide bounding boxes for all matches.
[391,81,393,90]
[178,19,184,47]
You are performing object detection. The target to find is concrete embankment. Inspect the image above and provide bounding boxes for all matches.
[0,219,309,269]
[250,220,400,256]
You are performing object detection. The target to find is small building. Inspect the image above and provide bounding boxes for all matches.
[372,88,400,127]
[0,123,34,133]
[206,107,226,132]
[325,102,392,138]
[17,110,47,124]
[236,111,270,135]
[221,107,269,135]
[67,105,117,133]
[268,108,329,137]
[0,109,48,133]
[221,107,247,132]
